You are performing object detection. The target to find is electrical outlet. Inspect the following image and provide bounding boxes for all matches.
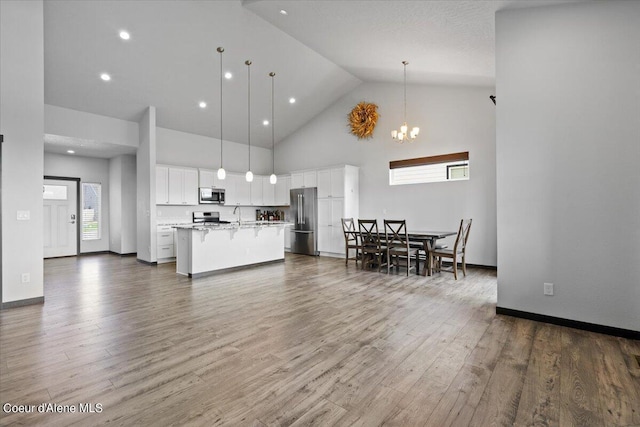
[544,282,554,296]
[17,210,30,220]
[21,273,30,283]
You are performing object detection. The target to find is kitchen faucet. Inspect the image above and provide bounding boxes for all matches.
[233,206,241,223]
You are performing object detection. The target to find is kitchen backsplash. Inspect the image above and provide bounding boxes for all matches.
[157,205,290,224]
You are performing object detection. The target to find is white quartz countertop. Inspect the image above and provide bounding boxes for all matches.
[173,221,293,231]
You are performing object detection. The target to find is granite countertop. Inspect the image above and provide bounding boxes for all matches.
[173,221,293,231]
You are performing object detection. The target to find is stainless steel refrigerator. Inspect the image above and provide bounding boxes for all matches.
[290,187,318,256]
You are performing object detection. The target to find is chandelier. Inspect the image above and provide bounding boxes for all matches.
[391,61,419,142]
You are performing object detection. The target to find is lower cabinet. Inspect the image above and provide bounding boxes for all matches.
[318,198,346,254]
[157,225,175,262]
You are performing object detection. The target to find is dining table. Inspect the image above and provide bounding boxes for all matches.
[349,229,457,276]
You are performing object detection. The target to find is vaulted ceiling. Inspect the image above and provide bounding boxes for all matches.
[43,0,585,153]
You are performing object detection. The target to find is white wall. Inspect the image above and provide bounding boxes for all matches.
[109,155,137,254]
[1,0,45,304]
[136,107,157,262]
[156,127,273,174]
[155,127,276,224]
[109,158,123,252]
[44,153,111,253]
[276,82,497,266]
[45,105,139,147]
[496,1,640,331]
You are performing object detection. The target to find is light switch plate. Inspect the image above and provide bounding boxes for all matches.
[544,283,554,296]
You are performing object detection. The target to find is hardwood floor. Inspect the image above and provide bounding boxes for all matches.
[1,253,638,426]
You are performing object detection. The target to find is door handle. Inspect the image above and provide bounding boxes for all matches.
[69,221,75,224]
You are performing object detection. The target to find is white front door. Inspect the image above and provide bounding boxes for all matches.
[43,179,78,258]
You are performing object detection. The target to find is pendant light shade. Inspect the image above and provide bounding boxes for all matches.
[269,72,277,185]
[216,47,226,179]
[245,60,253,182]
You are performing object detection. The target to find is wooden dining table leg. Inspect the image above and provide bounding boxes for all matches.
[423,240,432,276]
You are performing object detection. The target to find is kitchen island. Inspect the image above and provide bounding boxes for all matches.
[174,222,292,277]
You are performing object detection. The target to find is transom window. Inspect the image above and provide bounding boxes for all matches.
[389,151,469,185]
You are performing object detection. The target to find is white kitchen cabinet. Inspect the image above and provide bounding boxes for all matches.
[291,170,317,189]
[317,167,347,198]
[168,167,198,205]
[274,175,291,206]
[157,225,175,262]
[226,173,251,206]
[331,168,345,198]
[251,177,264,206]
[316,165,359,256]
[318,198,345,254]
[284,228,291,250]
[199,168,226,189]
[183,169,199,205]
[262,177,275,206]
[156,166,169,205]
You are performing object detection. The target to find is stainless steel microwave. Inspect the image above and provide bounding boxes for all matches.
[199,187,225,204]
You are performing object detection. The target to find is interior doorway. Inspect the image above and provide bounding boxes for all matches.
[43,176,80,258]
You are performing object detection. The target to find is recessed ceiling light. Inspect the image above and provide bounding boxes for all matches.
[263,120,269,126]
[280,9,288,15]
[224,72,232,79]
[119,31,130,40]
[289,97,296,104]
[67,150,75,154]
[199,101,207,109]
[100,73,111,81]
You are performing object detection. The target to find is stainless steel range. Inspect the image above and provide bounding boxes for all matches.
[192,211,231,225]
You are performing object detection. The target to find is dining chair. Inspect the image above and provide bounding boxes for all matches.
[429,219,472,280]
[341,218,361,266]
[384,220,419,276]
[358,219,387,272]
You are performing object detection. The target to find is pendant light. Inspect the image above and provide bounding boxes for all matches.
[391,61,419,142]
[216,47,226,180]
[269,72,277,185]
[245,60,253,183]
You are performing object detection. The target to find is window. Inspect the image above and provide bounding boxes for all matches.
[43,184,68,200]
[447,163,469,180]
[389,151,469,185]
[82,183,101,240]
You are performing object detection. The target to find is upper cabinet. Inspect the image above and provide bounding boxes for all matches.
[291,170,317,189]
[250,177,264,206]
[157,165,198,205]
[317,167,346,198]
[225,173,251,206]
[157,166,290,207]
[274,175,291,206]
[156,166,169,204]
[262,177,275,206]
[168,167,198,205]
[198,169,226,189]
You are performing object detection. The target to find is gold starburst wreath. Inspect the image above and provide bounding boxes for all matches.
[348,102,379,140]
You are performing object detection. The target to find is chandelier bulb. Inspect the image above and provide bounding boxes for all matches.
[245,170,254,182]
[270,173,277,184]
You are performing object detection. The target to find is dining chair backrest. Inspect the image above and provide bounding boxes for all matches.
[384,220,410,249]
[341,218,356,237]
[453,219,472,253]
[358,219,381,249]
